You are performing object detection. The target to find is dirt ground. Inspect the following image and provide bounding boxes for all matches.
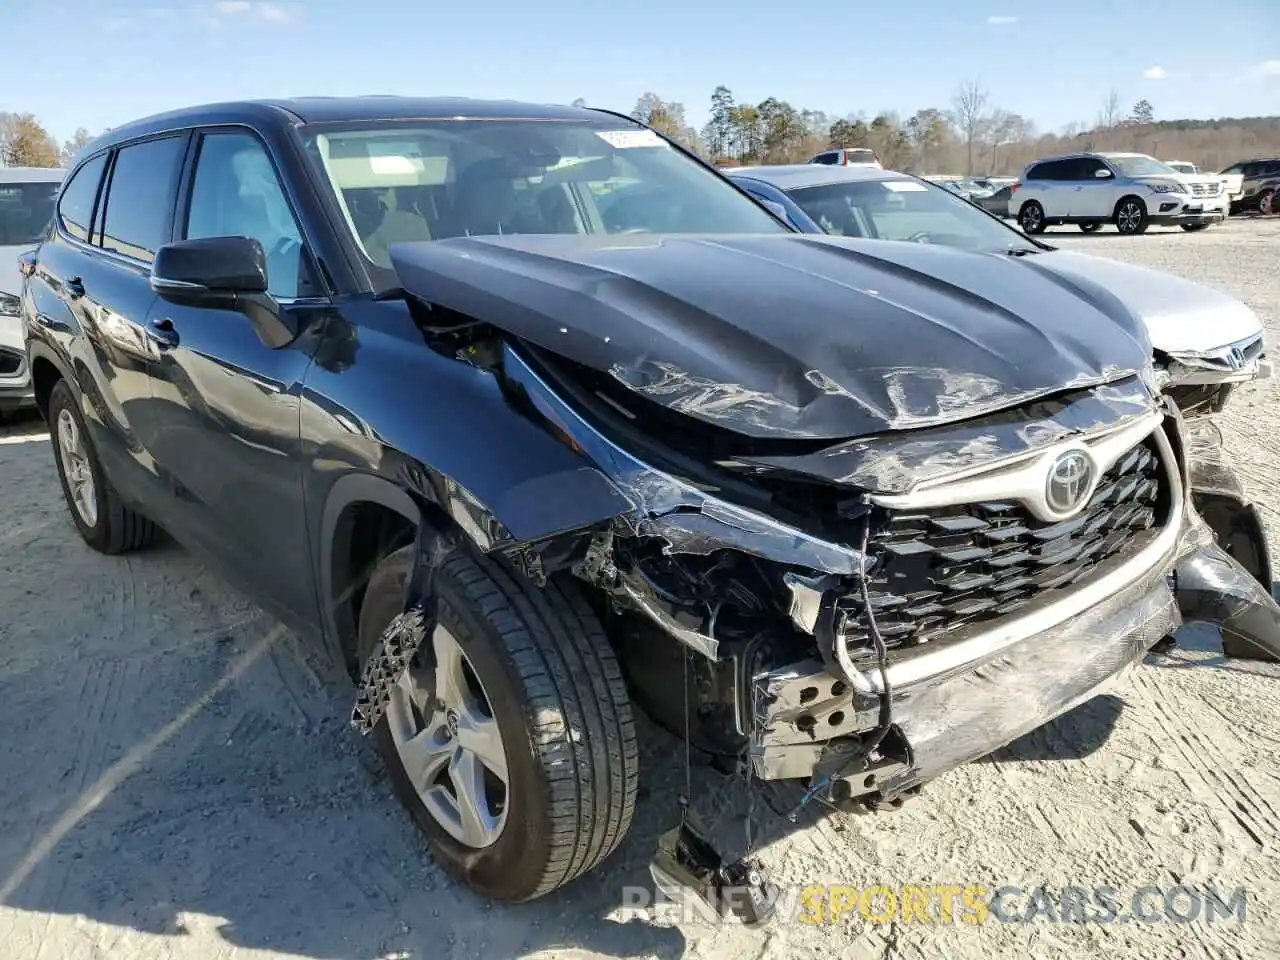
[2,218,1280,960]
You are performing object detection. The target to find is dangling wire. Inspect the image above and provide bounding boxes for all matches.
[858,507,895,758]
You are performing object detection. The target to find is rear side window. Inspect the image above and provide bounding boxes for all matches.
[1025,162,1054,180]
[99,136,185,264]
[812,152,838,165]
[57,155,108,243]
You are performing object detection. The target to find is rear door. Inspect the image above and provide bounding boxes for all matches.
[1034,160,1072,218]
[28,138,187,510]
[142,126,324,624]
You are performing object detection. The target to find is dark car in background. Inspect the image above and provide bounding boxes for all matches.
[20,97,1280,910]
[1219,157,1280,215]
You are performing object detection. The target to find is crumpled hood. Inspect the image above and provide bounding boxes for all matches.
[390,233,1152,440]
[1030,249,1262,354]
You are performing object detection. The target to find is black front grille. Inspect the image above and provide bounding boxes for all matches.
[840,440,1169,653]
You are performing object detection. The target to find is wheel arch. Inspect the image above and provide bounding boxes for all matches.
[1113,193,1147,217]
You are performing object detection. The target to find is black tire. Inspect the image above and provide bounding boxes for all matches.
[48,379,156,554]
[1114,197,1148,235]
[1079,223,1102,233]
[1018,201,1046,234]
[358,544,638,902]
[1181,223,1210,232]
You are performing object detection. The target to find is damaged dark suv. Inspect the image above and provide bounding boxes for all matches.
[21,97,1280,906]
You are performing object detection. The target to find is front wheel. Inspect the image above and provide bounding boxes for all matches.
[47,379,156,554]
[1260,189,1275,216]
[1115,198,1149,235]
[1018,201,1046,234]
[358,544,638,902]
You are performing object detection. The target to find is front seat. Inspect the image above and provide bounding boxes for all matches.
[363,187,434,267]
[453,158,530,236]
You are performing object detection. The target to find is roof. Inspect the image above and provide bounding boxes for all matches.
[78,96,617,158]
[724,164,905,189]
[0,167,67,183]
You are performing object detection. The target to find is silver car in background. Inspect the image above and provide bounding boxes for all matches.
[1,167,64,415]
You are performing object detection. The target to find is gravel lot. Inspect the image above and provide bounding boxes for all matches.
[2,217,1279,960]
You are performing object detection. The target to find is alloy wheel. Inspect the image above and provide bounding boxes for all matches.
[1021,205,1042,232]
[1261,191,1275,216]
[56,408,98,528]
[385,624,509,848]
[1117,202,1143,234]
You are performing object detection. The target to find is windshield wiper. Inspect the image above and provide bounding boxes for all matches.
[1002,247,1041,257]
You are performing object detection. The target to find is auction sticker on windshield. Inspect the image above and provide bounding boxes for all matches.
[596,129,667,149]
[884,181,928,192]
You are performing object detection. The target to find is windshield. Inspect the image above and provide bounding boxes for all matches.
[0,181,59,246]
[301,118,787,272]
[785,177,1037,253]
[1105,155,1178,178]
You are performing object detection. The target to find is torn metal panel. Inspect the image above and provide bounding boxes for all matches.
[1174,542,1280,661]
[389,232,1151,441]
[503,344,872,577]
[737,377,1158,495]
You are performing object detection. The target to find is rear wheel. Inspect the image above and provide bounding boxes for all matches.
[1018,201,1046,234]
[1115,197,1148,235]
[358,544,638,901]
[48,379,156,554]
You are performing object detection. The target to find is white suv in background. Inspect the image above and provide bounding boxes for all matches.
[1,167,64,415]
[809,147,882,168]
[1013,152,1226,236]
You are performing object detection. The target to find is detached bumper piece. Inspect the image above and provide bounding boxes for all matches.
[649,806,778,926]
[1174,542,1280,663]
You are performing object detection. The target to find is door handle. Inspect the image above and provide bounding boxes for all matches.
[65,277,85,299]
[148,316,180,348]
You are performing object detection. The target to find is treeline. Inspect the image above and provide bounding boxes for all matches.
[615,82,1280,176]
[7,84,1279,176]
[0,113,94,168]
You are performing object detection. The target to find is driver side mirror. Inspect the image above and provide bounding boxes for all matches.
[1094,168,1113,179]
[150,236,298,349]
[150,236,269,308]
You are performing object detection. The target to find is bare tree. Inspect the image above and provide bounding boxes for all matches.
[950,79,990,176]
[1097,89,1122,130]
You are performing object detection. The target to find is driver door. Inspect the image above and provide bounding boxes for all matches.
[144,127,324,625]
[1068,157,1117,219]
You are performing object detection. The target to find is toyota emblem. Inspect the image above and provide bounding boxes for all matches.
[1045,450,1097,516]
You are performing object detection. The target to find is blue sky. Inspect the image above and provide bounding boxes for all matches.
[9,0,1280,144]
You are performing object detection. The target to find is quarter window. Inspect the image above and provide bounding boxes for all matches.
[184,131,314,299]
[57,154,108,244]
[99,137,185,264]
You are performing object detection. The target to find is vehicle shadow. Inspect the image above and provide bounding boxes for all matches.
[977,693,1126,764]
[0,592,690,960]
